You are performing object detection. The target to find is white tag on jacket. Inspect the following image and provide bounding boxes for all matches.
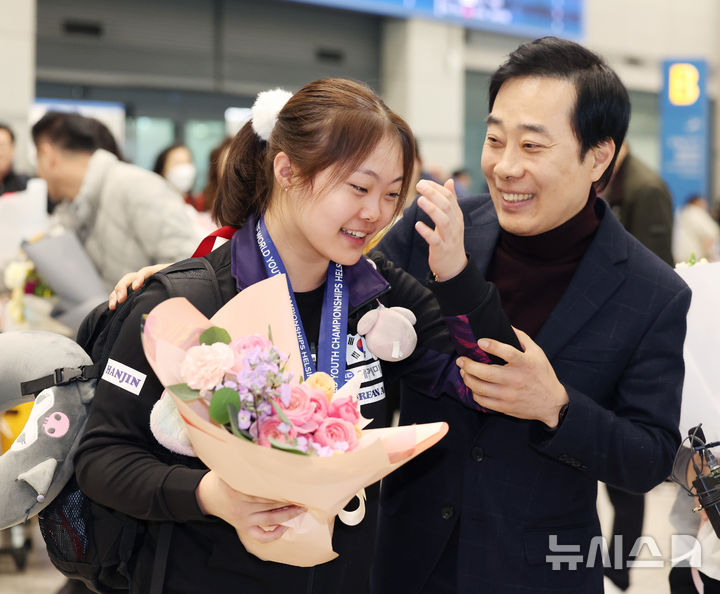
[102,358,147,395]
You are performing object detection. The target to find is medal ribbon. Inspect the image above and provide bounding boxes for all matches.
[256,217,350,386]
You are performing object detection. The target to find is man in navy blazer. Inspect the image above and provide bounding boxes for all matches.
[372,37,691,593]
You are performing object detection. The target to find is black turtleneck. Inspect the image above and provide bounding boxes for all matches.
[486,192,601,338]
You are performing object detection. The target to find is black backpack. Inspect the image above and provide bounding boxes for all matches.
[33,258,224,594]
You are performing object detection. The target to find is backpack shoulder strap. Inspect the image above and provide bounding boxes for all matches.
[151,257,223,317]
[149,522,174,594]
[192,226,237,258]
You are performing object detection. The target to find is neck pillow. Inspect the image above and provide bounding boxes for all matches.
[0,330,95,529]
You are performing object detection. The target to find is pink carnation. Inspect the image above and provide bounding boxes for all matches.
[256,416,297,447]
[279,383,317,431]
[230,334,273,372]
[328,395,360,425]
[180,343,234,391]
[313,417,358,452]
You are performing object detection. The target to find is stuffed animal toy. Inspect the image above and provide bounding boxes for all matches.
[356,304,417,362]
[0,331,95,529]
[150,390,195,457]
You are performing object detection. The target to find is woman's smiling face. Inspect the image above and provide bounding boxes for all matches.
[283,134,404,267]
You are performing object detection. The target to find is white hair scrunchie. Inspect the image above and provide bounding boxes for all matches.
[251,88,293,141]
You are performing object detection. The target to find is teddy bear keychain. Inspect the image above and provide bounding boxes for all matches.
[356,303,417,362]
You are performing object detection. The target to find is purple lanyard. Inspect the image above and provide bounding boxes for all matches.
[256,217,350,386]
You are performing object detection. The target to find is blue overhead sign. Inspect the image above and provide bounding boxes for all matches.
[660,60,710,209]
[284,0,583,38]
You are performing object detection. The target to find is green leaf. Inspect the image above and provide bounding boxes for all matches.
[270,399,292,426]
[167,383,201,402]
[269,438,310,456]
[199,326,232,345]
[267,324,274,343]
[209,387,241,424]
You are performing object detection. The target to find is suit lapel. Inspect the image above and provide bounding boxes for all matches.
[535,202,629,359]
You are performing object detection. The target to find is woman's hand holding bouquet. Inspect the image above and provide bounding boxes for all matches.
[195,471,306,543]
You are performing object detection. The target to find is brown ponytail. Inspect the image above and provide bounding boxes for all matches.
[213,120,272,227]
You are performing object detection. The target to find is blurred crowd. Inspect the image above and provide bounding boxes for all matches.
[0,113,236,295]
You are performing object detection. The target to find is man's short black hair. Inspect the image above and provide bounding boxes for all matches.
[489,36,630,190]
[31,111,122,158]
[0,123,15,143]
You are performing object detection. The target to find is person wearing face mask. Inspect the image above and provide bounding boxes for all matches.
[153,143,201,209]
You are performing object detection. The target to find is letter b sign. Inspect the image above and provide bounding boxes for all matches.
[669,63,700,106]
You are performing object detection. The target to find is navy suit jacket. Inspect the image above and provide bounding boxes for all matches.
[371,194,691,593]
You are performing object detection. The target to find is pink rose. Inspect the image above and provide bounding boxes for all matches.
[293,389,329,433]
[256,416,297,447]
[279,384,317,431]
[328,395,360,425]
[230,334,273,372]
[313,417,358,452]
[308,389,329,423]
[180,343,234,391]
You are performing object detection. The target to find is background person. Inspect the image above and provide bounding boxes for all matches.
[198,136,233,213]
[32,111,198,290]
[673,194,720,263]
[0,123,29,195]
[153,143,201,209]
[603,141,674,266]
[373,36,691,594]
[450,167,472,197]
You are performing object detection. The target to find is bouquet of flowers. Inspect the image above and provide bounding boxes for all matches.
[3,257,53,323]
[141,274,448,566]
[171,325,368,457]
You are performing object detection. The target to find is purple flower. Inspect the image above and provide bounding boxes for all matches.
[279,383,291,407]
[237,410,252,430]
[236,366,267,392]
[296,435,309,452]
[254,361,278,378]
[311,441,334,457]
[260,401,274,414]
